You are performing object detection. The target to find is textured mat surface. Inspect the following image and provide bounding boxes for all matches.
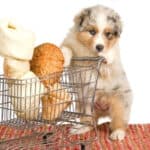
[97,123,150,150]
[0,123,150,150]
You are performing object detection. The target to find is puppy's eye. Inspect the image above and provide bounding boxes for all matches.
[88,29,97,36]
[105,32,113,39]
[114,31,118,36]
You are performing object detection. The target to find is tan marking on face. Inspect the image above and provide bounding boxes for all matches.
[77,31,93,49]
[103,28,118,50]
[76,25,99,49]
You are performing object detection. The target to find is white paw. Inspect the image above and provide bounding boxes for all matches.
[70,124,91,135]
[61,46,72,67]
[110,129,126,141]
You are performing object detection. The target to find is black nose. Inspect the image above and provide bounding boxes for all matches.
[96,44,104,52]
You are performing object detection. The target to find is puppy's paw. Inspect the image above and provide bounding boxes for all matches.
[70,124,91,135]
[61,46,72,67]
[110,129,125,141]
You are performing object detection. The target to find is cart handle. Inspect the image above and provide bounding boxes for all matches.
[71,56,105,62]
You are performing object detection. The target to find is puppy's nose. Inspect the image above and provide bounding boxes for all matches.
[96,44,104,52]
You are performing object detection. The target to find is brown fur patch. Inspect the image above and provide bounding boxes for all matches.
[76,25,99,49]
[103,28,118,50]
[77,31,93,49]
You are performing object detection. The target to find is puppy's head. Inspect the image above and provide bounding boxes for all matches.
[74,5,122,62]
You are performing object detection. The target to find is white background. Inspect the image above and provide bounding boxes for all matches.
[0,0,150,124]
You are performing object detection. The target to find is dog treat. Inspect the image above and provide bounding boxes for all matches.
[0,18,46,120]
[4,58,30,79]
[30,43,64,86]
[9,71,46,120]
[42,83,71,121]
[30,43,69,120]
[0,18,35,60]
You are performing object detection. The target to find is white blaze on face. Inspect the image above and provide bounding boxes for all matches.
[94,32,104,48]
[92,13,107,51]
[93,13,118,64]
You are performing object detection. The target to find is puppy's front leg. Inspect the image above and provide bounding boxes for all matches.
[109,95,127,141]
[60,46,73,67]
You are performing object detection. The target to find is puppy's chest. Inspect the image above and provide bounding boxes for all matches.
[97,78,118,91]
[97,65,121,91]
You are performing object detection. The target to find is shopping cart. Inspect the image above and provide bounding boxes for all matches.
[0,57,104,149]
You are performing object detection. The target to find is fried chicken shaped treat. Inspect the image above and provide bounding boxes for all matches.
[0,19,71,121]
[42,83,71,121]
[30,43,64,86]
[0,18,45,120]
[30,43,71,120]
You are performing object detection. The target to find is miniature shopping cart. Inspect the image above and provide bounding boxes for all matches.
[0,57,104,149]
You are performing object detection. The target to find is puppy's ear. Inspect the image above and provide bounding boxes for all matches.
[74,8,91,27]
[115,14,123,36]
[108,13,123,37]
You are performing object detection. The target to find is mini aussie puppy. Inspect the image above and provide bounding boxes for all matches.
[61,5,132,141]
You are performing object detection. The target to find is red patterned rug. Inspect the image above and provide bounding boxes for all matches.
[0,123,150,150]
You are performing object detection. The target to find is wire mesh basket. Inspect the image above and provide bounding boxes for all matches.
[0,57,104,149]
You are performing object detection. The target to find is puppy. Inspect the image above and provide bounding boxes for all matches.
[61,5,132,141]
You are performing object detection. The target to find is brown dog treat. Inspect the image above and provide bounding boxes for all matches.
[42,83,71,121]
[30,43,64,86]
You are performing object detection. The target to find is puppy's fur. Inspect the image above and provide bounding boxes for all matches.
[61,5,132,141]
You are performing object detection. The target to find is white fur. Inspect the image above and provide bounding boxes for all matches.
[94,32,105,49]
[110,129,126,141]
[61,46,73,67]
[61,5,132,140]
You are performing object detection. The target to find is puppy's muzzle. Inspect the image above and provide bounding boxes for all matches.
[96,44,104,52]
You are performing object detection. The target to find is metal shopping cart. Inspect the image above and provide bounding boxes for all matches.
[0,57,104,149]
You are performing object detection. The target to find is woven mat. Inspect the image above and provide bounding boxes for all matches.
[0,123,150,150]
[97,123,150,150]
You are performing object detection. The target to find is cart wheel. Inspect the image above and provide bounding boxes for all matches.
[80,143,86,150]
[42,132,53,144]
[80,143,91,150]
[43,132,53,139]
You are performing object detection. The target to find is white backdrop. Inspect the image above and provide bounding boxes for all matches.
[0,0,150,124]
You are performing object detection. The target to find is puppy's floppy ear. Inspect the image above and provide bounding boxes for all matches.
[115,14,123,36]
[74,8,91,27]
[108,13,123,37]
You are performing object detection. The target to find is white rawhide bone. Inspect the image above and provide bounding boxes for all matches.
[9,71,46,120]
[0,18,45,120]
[0,18,35,60]
[4,57,30,79]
